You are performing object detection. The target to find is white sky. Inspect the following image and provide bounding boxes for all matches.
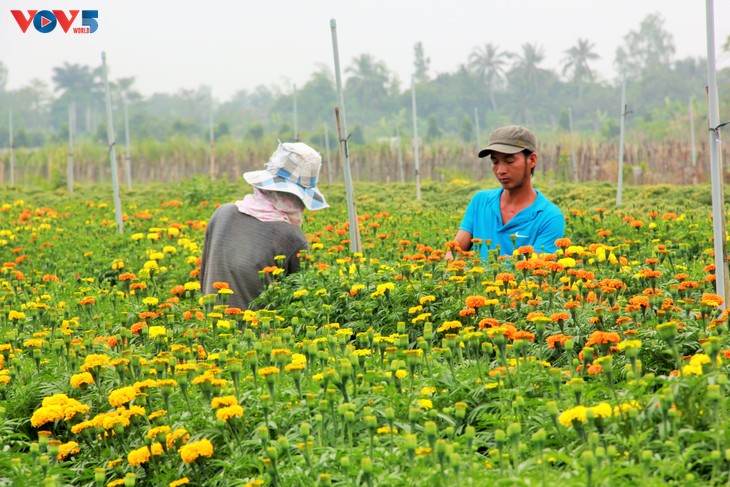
[2,0,729,101]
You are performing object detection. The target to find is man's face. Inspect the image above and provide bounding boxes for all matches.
[490,151,536,190]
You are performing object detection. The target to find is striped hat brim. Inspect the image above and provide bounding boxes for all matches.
[243,170,329,211]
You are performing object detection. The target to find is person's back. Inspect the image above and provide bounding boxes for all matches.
[199,203,308,309]
[198,141,328,309]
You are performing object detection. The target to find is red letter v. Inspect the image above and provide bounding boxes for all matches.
[11,10,37,33]
[53,10,80,33]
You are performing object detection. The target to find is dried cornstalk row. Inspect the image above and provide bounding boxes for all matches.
[0,139,726,187]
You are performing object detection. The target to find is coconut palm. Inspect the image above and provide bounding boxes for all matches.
[468,43,511,111]
[345,53,391,112]
[562,38,600,100]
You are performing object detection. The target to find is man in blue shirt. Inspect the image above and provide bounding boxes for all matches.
[448,125,565,258]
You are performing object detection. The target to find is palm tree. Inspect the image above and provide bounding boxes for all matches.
[52,63,103,132]
[508,43,550,124]
[468,43,511,111]
[561,39,600,100]
[345,53,391,112]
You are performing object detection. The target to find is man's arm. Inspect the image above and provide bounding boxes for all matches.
[446,230,473,260]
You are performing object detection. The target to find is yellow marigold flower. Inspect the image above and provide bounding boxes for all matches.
[151,442,165,456]
[417,399,433,411]
[184,281,201,291]
[70,372,94,388]
[170,478,191,487]
[211,396,238,409]
[285,362,306,373]
[377,426,398,435]
[257,366,280,378]
[71,420,96,434]
[590,402,612,419]
[147,425,172,440]
[128,445,151,466]
[80,353,110,371]
[420,386,437,396]
[179,438,214,464]
[558,406,588,427]
[617,340,642,351]
[291,353,307,364]
[8,310,26,321]
[31,405,64,428]
[23,338,45,348]
[167,428,190,449]
[437,321,462,333]
[395,369,408,380]
[148,326,167,339]
[148,410,167,421]
[216,405,244,422]
[57,441,80,461]
[108,386,137,407]
[419,295,436,305]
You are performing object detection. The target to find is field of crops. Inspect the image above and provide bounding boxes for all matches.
[0,178,728,486]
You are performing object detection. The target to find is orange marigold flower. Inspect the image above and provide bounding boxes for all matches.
[478,318,500,329]
[465,295,487,308]
[212,282,229,290]
[585,331,620,347]
[587,363,603,375]
[546,334,573,349]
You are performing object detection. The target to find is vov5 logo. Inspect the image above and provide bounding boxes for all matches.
[11,10,98,34]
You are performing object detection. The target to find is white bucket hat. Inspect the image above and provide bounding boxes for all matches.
[243,141,329,210]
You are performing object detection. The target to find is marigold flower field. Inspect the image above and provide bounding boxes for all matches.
[0,179,728,486]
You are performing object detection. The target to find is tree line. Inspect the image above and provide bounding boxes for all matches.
[1,13,728,150]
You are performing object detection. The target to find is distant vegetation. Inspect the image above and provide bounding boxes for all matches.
[0,13,728,185]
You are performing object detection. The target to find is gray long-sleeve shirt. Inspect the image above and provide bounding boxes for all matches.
[199,203,309,310]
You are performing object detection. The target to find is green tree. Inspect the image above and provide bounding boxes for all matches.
[459,114,474,142]
[51,62,103,133]
[614,13,675,79]
[345,54,392,117]
[468,43,511,111]
[561,38,600,101]
[413,42,431,84]
[0,61,7,92]
[507,43,556,124]
[426,114,441,141]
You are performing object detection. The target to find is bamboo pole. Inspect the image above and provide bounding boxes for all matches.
[411,77,421,201]
[330,18,361,253]
[396,118,404,183]
[123,99,132,189]
[209,91,216,178]
[68,102,75,193]
[568,107,578,183]
[9,109,15,187]
[324,122,333,184]
[616,75,626,206]
[101,52,124,233]
[293,84,299,142]
[689,95,698,184]
[474,107,481,181]
[705,0,728,307]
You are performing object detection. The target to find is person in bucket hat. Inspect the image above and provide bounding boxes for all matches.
[199,141,328,309]
[447,125,565,258]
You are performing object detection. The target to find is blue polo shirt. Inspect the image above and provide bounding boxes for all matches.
[459,188,565,256]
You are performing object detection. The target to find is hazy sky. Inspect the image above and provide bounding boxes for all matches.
[2,0,729,101]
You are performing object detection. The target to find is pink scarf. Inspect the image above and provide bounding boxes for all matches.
[236,187,304,227]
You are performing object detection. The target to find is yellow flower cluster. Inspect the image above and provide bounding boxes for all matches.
[128,445,151,466]
[682,353,713,376]
[558,402,612,427]
[216,405,244,422]
[70,372,94,388]
[57,441,80,461]
[108,386,138,407]
[148,326,167,339]
[31,394,90,428]
[80,353,110,372]
[179,438,214,464]
[257,366,280,378]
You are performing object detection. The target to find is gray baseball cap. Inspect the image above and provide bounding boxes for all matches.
[478,125,537,158]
